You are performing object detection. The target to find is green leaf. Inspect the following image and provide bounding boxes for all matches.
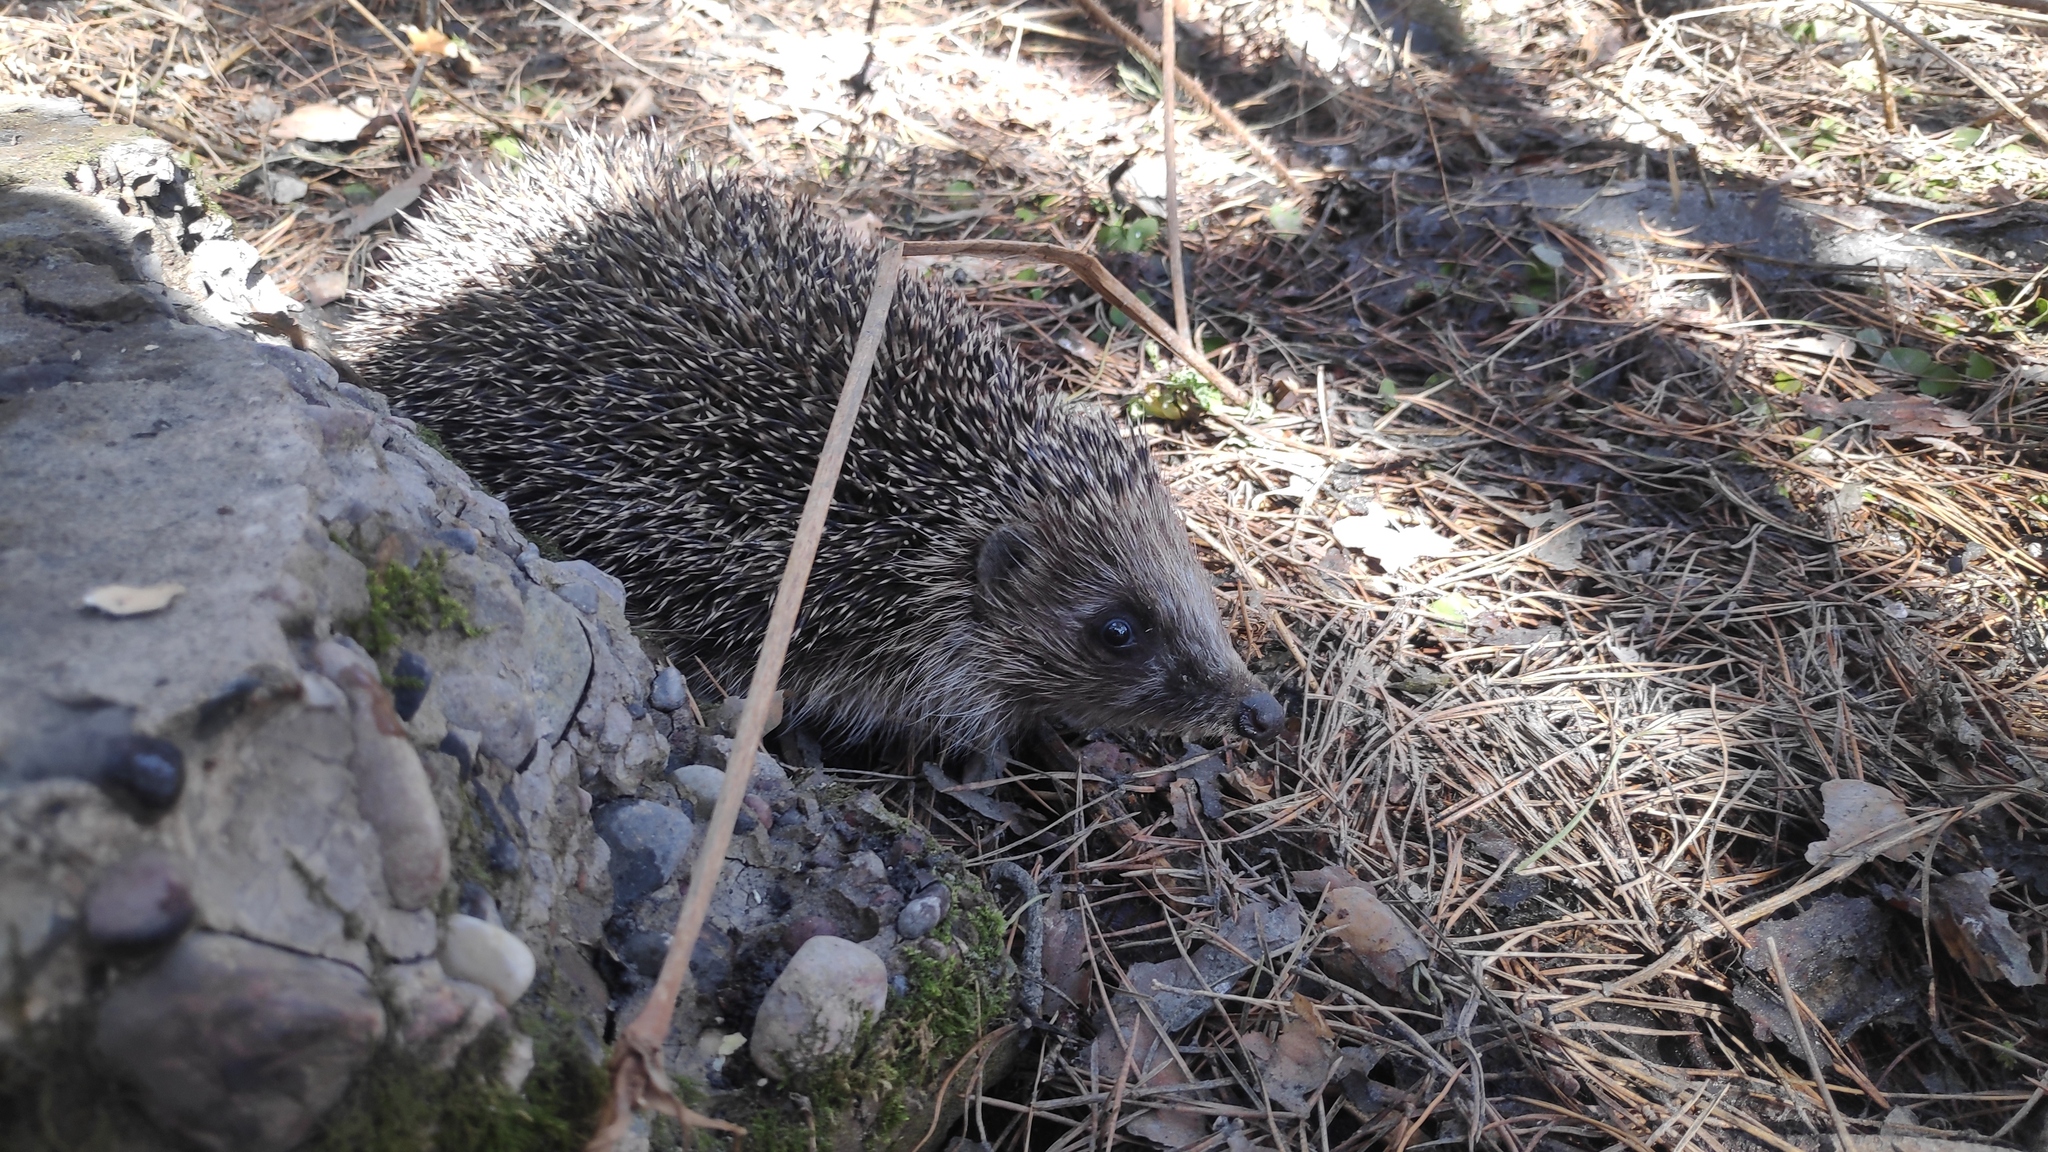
[1201,334,1228,353]
[1879,346,1934,375]
[1014,206,1039,223]
[1951,125,1984,148]
[1013,266,1038,281]
[1028,287,1046,300]
[1530,242,1564,268]
[489,135,523,161]
[1854,327,1886,354]
[1379,377,1401,399]
[1427,593,1481,625]
[1267,202,1306,237]
[1509,293,1544,318]
[1772,371,1803,394]
[1918,365,1961,396]
[1107,307,1132,328]
[1966,352,1999,380]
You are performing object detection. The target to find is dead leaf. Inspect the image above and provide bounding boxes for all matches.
[1805,779,1928,865]
[1931,869,2043,987]
[83,583,185,616]
[1241,1018,1339,1113]
[1737,894,1915,1053]
[401,23,453,56]
[1320,885,1428,988]
[269,102,371,143]
[1799,392,1982,439]
[343,166,436,238]
[1291,992,1333,1040]
[1331,503,1455,572]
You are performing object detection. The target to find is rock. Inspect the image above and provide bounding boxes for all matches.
[554,560,625,609]
[383,959,506,1069]
[749,935,890,1080]
[670,763,725,814]
[390,650,432,721]
[20,259,152,320]
[96,733,185,817]
[433,525,478,554]
[441,913,537,1007]
[500,1033,536,1093]
[94,932,387,1152]
[315,640,451,910]
[896,884,952,940]
[435,672,539,769]
[558,580,600,615]
[650,666,686,712]
[705,735,792,796]
[84,849,194,950]
[594,799,694,908]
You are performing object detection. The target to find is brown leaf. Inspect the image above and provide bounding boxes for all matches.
[1241,1018,1339,1113]
[1931,869,2043,987]
[1799,391,1981,439]
[1320,885,1428,988]
[269,102,371,143]
[1805,779,1928,866]
[83,582,185,616]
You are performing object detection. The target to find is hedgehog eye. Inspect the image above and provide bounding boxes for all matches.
[1098,616,1138,649]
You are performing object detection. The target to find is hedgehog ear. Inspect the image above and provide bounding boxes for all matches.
[976,524,1036,594]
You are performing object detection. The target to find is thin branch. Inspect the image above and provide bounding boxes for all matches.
[584,242,907,1151]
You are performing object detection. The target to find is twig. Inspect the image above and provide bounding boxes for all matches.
[1159,0,1189,345]
[1842,0,2048,145]
[1865,17,1901,134]
[1766,937,1855,1152]
[898,238,1245,404]
[1065,0,1310,198]
[67,79,248,163]
[528,0,671,86]
[583,241,907,1151]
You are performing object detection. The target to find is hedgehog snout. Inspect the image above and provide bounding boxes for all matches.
[1235,691,1285,742]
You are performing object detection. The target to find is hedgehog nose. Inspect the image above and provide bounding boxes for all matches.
[1235,692,1285,742]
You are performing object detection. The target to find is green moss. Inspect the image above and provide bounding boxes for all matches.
[303,1024,606,1152]
[348,549,482,659]
[748,899,1014,1146]
[0,1014,162,1152]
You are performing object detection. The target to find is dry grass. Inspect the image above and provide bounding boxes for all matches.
[10,0,2048,1147]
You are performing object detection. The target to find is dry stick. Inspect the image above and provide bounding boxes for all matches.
[528,0,671,85]
[898,238,1246,405]
[1765,938,1856,1152]
[69,79,248,163]
[1159,0,1190,346]
[1065,0,1310,199]
[1865,16,1902,134]
[1842,0,2048,145]
[582,242,907,1152]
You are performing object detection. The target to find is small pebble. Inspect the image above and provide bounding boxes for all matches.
[98,735,185,817]
[391,651,432,722]
[441,914,536,1006]
[649,667,686,712]
[895,884,951,940]
[433,526,478,555]
[748,936,889,1080]
[457,881,502,926]
[593,800,695,909]
[781,914,840,954]
[85,850,194,950]
[486,836,521,875]
[669,763,725,813]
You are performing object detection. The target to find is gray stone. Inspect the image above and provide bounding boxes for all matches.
[524,581,592,745]
[594,800,694,908]
[435,672,539,769]
[557,580,601,615]
[896,884,951,940]
[554,559,626,609]
[749,935,889,1080]
[20,259,151,320]
[669,763,725,815]
[315,640,451,910]
[440,913,537,1007]
[383,959,506,1069]
[95,932,387,1152]
[84,849,193,950]
[649,666,686,712]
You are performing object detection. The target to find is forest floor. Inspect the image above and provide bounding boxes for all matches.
[9,0,2048,1148]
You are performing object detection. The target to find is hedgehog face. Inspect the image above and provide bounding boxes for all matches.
[972,500,1284,744]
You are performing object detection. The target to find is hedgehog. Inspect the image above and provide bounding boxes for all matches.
[342,133,1283,756]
